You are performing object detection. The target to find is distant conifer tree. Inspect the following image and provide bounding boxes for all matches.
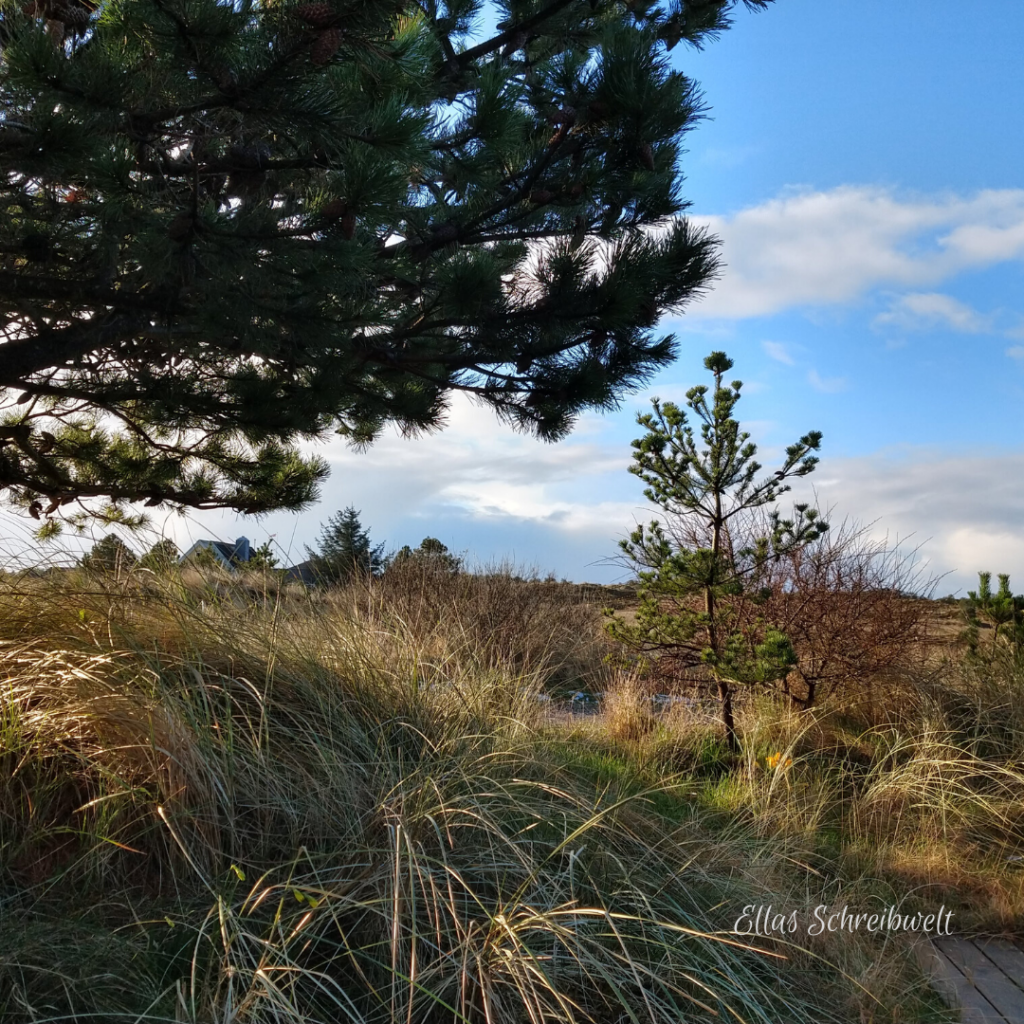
[392,537,462,574]
[138,538,179,571]
[81,534,137,574]
[307,506,384,584]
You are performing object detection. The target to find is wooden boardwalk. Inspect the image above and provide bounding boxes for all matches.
[917,937,1024,1023]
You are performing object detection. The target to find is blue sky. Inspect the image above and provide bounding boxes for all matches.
[52,0,1024,594]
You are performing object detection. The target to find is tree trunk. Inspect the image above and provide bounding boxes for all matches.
[716,674,738,752]
[786,667,816,710]
[707,412,735,749]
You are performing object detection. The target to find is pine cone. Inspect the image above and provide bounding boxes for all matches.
[216,67,238,93]
[639,143,655,172]
[61,5,91,25]
[529,189,555,205]
[547,124,568,148]
[310,27,342,65]
[340,210,357,240]
[430,222,459,245]
[295,2,334,26]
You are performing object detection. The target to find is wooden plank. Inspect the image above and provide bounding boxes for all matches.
[933,938,1024,1023]
[917,939,1007,1024]
[973,940,1024,989]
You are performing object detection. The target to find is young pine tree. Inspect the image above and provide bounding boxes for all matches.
[307,506,385,585]
[606,351,827,751]
[966,571,1023,649]
[245,541,280,572]
[138,538,179,572]
[81,534,137,575]
[391,537,462,574]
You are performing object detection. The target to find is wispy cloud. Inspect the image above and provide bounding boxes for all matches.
[687,187,1024,319]
[697,144,760,170]
[762,341,796,365]
[874,292,991,334]
[107,395,646,578]
[787,446,1024,596]
[11,407,1024,593]
[807,369,847,393]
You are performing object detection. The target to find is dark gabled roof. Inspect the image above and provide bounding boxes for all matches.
[180,537,251,569]
[283,559,318,584]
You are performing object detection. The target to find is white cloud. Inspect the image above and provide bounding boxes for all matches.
[97,395,646,579]
[687,187,1024,319]
[8,405,1024,593]
[697,144,760,170]
[787,447,1024,596]
[874,292,991,334]
[763,341,796,365]
[807,369,847,393]
[1007,345,1024,360]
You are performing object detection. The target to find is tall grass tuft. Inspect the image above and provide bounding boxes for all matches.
[0,566,893,1023]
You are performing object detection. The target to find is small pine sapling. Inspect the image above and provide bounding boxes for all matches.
[606,351,827,751]
[966,571,1024,649]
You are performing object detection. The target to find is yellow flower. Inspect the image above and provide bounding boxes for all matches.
[766,752,793,770]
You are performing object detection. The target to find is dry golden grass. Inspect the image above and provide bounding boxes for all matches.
[0,564,1006,1023]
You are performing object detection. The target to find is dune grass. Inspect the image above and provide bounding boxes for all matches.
[0,564,1015,1022]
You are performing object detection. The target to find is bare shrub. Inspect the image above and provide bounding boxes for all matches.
[761,518,936,709]
[611,513,935,718]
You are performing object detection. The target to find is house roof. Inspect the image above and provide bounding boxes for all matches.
[282,560,318,584]
[180,538,314,583]
[180,536,250,569]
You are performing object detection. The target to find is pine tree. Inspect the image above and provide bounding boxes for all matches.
[966,571,1023,648]
[0,0,769,529]
[307,506,384,583]
[138,537,179,571]
[245,540,280,571]
[391,536,462,574]
[605,351,827,751]
[81,533,137,574]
